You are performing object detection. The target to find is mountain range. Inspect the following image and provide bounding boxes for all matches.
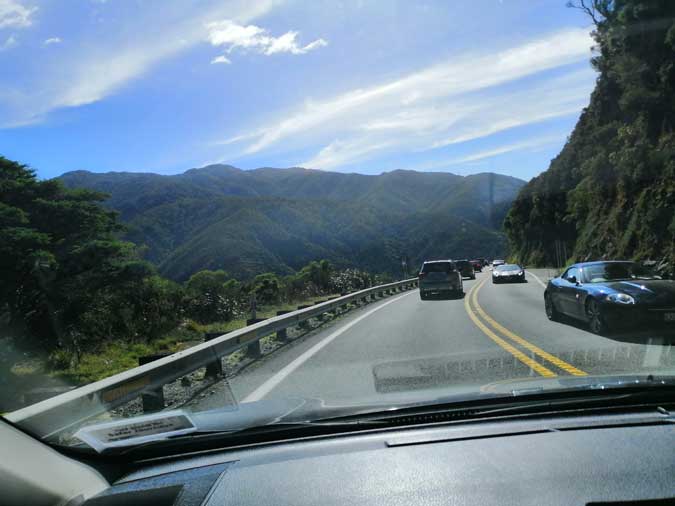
[60,165,525,280]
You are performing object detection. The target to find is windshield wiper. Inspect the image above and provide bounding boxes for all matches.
[314,379,675,425]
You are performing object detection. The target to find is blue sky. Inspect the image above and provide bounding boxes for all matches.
[0,0,597,180]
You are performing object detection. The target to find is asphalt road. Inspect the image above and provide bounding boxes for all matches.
[192,269,675,411]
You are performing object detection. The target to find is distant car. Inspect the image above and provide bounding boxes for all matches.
[418,260,463,300]
[544,260,675,335]
[492,264,525,284]
[454,259,476,280]
[478,258,489,267]
[470,260,483,272]
[491,259,506,269]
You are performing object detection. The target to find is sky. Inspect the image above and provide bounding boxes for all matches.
[0,0,598,181]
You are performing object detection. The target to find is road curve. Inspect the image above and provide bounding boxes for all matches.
[192,270,675,410]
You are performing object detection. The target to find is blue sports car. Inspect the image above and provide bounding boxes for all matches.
[544,261,675,334]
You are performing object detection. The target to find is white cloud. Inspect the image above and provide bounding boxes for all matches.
[0,0,281,127]
[0,0,35,28]
[442,135,563,165]
[0,34,16,50]
[223,28,594,170]
[211,54,231,64]
[303,138,396,170]
[43,37,61,45]
[207,19,327,62]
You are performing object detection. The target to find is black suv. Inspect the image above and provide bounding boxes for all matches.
[454,259,476,280]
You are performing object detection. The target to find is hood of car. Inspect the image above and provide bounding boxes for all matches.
[592,279,675,304]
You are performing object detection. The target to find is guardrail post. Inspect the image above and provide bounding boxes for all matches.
[246,318,267,358]
[138,353,170,413]
[297,305,311,328]
[313,301,327,321]
[276,310,291,341]
[203,332,225,377]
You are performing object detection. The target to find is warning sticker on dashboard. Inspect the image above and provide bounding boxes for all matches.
[74,410,197,452]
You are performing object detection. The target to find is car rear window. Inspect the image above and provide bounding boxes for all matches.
[422,262,455,273]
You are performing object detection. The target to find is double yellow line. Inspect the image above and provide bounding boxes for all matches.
[464,278,587,377]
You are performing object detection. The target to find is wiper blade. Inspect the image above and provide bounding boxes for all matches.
[315,380,675,425]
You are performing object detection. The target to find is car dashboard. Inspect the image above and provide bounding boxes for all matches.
[82,410,675,506]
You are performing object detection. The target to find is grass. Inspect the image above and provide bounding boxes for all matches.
[49,293,342,385]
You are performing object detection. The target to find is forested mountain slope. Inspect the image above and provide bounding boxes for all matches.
[505,0,675,270]
[60,166,523,280]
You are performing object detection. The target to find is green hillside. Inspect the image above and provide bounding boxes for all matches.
[505,0,675,272]
[60,165,525,280]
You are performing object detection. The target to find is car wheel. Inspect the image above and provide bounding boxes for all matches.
[419,291,427,301]
[544,292,560,322]
[586,298,609,335]
[471,274,476,280]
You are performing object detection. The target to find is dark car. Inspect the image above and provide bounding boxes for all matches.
[470,259,483,272]
[418,260,463,299]
[544,261,675,334]
[455,259,476,280]
[492,264,525,283]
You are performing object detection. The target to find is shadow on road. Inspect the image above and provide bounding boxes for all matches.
[555,315,675,345]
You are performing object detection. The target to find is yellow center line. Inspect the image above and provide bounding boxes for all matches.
[463,282,557,378]
[471,279,588,377]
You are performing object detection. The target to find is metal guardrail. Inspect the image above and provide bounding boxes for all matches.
[6,278,419,438]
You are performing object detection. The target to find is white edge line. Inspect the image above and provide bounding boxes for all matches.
[243,290,416,402]
[525,269,547,289]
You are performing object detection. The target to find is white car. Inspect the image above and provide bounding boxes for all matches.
[491,259,506,269]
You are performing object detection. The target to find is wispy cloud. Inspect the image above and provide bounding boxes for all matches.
[0,0,35,29]
[442,135,563,165]
[0,0,281,127]
[43,37,61,45]
[210,54,231,64]
[226,28,594,170]
[207,19,327,63]
[0,33,16,50]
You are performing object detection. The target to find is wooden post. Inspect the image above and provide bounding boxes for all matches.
[203,332,225,377]
[276,310,292,341]
[245,318,267,358]
[138,353,170,413]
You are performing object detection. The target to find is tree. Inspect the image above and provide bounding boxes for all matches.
[252,273,281,305]
[0,157,182,355]
[184,270,243,323]
[505,1,675,273]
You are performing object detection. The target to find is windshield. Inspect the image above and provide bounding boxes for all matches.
[1,0,674,454]
[582,263,662,283]
[497,265,521,272]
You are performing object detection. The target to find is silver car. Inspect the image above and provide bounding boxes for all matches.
[418,260,464,300]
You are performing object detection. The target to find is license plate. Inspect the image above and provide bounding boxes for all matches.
[664,313,675,322]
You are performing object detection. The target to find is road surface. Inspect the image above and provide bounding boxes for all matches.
[192,269,675,411]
